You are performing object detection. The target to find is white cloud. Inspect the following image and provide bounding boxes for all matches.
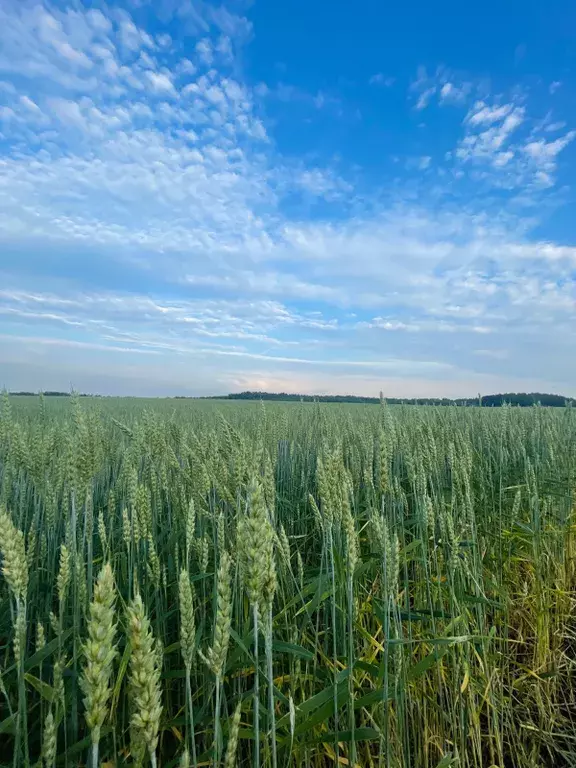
[466,101,513,126]
[157,33,172,48]
[522,131,575,186]
[146,70,176,94]
[545,120,566,132]
[0,333,160,355]
[86,9,112,34]
[439,81,471,103]
[416,87,435,110]
[453,98,575,191]
[47,96,87,127]
[118,16,154,52]
[20,95,41,112]
[474,349,509,360]
[0,288,340,347]
[369,73,394,86]
[291,168,352,198]
[411,65,473,110]
[440,83,453,100]
[195,38,213,65]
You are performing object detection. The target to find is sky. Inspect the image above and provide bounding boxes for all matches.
[0,0,575,398]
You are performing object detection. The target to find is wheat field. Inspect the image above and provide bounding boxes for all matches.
[1,392,576,768]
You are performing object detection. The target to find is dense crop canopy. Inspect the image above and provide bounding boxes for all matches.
[1,392,575,767]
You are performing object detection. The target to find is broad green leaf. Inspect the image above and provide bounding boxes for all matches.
[24,673,56,703]
[0,712,16,735]
[272,641,314,661]
[295,588,332,618]
[293,683,349,735]
[407,648,450,681]
[5,628,74,676]
[354,686,394,709]
[276,669,351,730]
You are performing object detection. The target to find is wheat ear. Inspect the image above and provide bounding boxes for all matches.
[80,562,117,767]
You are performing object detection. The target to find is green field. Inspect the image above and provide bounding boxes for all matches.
[1,393,576,767]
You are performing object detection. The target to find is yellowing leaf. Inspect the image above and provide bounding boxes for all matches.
[461,668,470,694]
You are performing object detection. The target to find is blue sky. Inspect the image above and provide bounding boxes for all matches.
[0,0,575,397]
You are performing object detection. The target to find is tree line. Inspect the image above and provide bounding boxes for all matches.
[201,391,573,407]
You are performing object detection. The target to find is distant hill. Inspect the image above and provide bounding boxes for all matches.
[200,391,574,407]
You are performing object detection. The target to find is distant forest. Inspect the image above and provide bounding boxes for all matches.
[7,390,573,406]
[203,391,574,407]
[8,391,93,397]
